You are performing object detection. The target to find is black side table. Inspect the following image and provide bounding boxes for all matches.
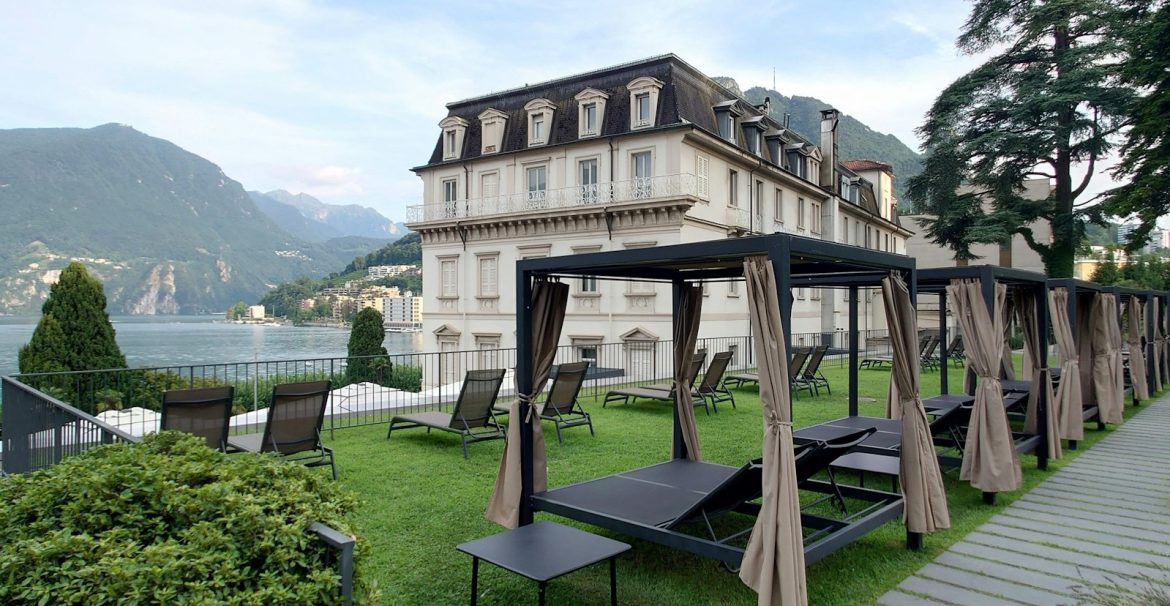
[456,521,631,605]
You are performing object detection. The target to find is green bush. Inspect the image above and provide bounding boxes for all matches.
[0,432,371,605]
[231,371,335,412]
[384,363,422,392]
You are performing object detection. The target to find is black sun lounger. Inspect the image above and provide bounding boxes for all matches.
[603,355,709,414]
[387,368,507,458]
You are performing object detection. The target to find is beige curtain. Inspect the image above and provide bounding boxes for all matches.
[1092,294,1124,424]
[1152,298,1164,392]
[882,273,951,533]
[1016,288,1061,460]
[1000,297,1016,381]
[1162,297,1170,387]
[485,280,569,528]
[674,286,704,461]
[1127,297,1149,401]
[739,257,806,606]
[1048,288,1084,441]
[946,279,1022,492]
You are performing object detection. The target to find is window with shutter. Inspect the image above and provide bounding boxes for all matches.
[478,256,498,297]
[440,259,458,297]
[696,154,710,199]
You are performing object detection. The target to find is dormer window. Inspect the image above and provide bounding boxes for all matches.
[439,116,468,161]
[575,88,609,138]
[742,117,765,155]
[713,101,743,145]
[478,108,507,155]
[627,76,664,130]
[765,129,786,165]
[524,98,556,147]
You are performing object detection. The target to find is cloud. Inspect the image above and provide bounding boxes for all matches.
[9,0,1125,224]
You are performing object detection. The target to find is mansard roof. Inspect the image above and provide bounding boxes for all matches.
[415,54,815,171]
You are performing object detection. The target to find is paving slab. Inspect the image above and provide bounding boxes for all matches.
[886,392,1170,605]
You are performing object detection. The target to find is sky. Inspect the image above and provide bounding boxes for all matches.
[0,0,1142,223]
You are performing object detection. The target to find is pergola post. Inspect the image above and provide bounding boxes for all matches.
[849,285,859,417]
[939,287,949,395]
[769,241,793,419]
[671,279,688,461]
[1035,281,1050,471]
[1145,293,1156,398]
[516,270,536,526]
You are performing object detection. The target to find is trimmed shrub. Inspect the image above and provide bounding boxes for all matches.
[0,432,369,605]
[346,309,388,384]
[385,363,423,392]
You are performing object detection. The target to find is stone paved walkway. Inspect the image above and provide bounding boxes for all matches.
[879,394,1170,605]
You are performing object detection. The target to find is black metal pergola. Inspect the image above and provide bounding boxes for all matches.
[916,266,1051,497]
[511,233,916,567]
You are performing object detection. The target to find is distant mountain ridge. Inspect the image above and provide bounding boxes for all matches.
[0,124,388,314]
[249,189,405,243]
[711,77,923,201]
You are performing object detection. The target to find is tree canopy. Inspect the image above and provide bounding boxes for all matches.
[1099,2,1170,249]
[908,0,1135,277]
[19,262,126,374]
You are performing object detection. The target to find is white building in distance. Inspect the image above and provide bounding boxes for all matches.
[407,55,910,361]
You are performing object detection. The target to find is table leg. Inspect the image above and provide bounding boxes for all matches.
[470,557,478,606]
[539,581,547,606]
[610,556,618,606]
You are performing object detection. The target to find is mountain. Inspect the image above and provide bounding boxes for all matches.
[0,124,388,315]
[253,189,406,242]
[711,77,923,202]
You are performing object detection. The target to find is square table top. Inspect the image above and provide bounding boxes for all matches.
[456,521,631,582]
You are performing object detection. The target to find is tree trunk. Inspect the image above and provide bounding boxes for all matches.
[1047,20,1077,279]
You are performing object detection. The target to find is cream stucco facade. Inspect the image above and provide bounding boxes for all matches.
[408,56,911,359]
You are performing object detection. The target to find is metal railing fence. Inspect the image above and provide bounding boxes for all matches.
[8,330,901,441]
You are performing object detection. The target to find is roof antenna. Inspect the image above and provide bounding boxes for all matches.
[772,67,776,91]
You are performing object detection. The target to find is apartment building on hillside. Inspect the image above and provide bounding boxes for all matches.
[406,55,911,367]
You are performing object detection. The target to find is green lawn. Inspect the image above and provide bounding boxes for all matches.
[323,360,1157,605]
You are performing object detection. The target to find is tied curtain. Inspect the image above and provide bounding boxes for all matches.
[1076,293,1098,415]
[1015,288,1060,460]
[881,273,951,533]
[739,257,806,606]
[1091,294,1125,425]
[1127,297,1150,402]
[674,286,704,461]
[946,279,1022,493]
[485,280,569,528]
[1048,288,1085,442]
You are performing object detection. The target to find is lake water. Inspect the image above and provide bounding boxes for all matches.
[0,316,425,377]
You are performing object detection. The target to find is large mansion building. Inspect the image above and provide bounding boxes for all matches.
[407,55,911,364]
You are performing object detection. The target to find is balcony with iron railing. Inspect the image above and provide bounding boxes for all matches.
[725,205,763,234]
[406,173,698,224]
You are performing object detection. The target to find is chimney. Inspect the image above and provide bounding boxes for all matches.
[819,108,839,190]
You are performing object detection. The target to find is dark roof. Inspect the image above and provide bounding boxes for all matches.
[417,54,813,170]
[841,159,894,175]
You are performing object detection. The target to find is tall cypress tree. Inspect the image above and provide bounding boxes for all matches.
[346,308,388,384]
[19,262,126,374]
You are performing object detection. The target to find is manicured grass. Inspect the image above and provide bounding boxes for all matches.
[322,360,1158,605]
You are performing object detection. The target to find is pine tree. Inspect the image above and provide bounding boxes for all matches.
[1100,2,1170,249]
[19,262,126,374]
[908,0,1136,277]
[346,308,388,384]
